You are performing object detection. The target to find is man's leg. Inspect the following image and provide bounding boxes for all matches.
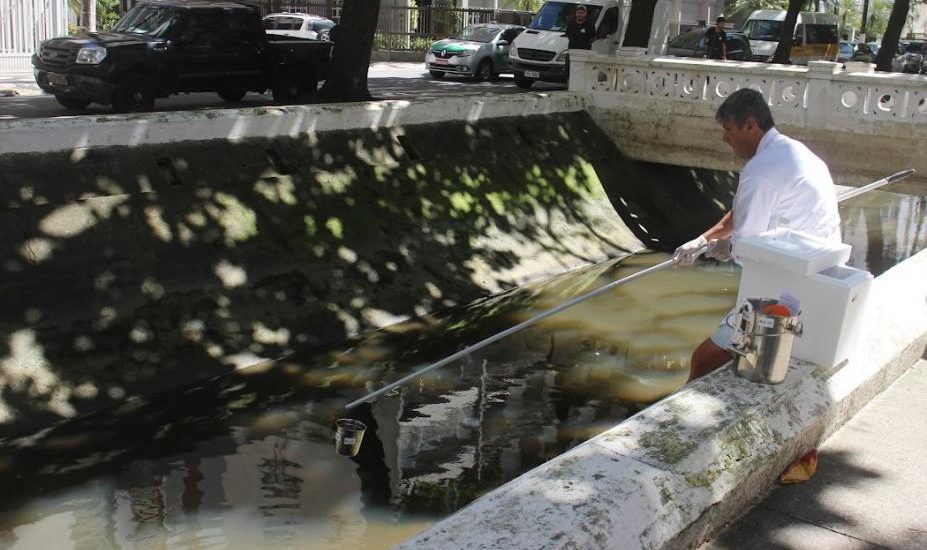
[688,337,734,382]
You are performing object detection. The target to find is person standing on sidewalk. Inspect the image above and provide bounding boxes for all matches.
[704,16,728,60]
[673,88,841,381]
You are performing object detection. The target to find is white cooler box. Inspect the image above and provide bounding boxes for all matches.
[734,228,873,368]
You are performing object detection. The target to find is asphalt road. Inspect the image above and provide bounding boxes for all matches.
[0,62,566,120]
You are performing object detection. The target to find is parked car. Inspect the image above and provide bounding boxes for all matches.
[263,13,336,41]
[893,40,927,74]
[838,40,855,62]
[425,23,525,81]
[32,0,332,112]
[666,28,753,61]
[849,42,876,63]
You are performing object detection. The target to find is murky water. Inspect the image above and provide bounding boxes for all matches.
[0,190,923,550]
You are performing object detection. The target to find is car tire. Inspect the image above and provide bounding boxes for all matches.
[54,95,90,110]
[514,77,533,89]
[111,74,155,113]
[474,59,493,82]
[429,70,445,79]
[218,87,248,102]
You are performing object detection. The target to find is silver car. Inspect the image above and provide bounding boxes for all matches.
[425,24,525,81]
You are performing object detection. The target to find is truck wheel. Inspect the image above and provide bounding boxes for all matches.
[429,70,445,79]
[218,87,247,102]
[54,95,90,110]
[474,59,493,82]
[111,74,155,113]
[514,77,533,89]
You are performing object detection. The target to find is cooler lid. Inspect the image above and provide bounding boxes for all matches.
[733,228,851,275]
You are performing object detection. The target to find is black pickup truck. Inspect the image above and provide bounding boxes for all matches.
[32,0,332,112]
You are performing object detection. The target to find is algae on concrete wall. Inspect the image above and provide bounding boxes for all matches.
[0,111,680,438]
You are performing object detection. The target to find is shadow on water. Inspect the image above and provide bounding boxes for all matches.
[1,111,685,440]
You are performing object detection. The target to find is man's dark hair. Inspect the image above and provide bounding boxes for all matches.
[715,88,775,130]
[716,15,725,23]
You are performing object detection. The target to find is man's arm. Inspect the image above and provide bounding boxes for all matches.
[702,210,734,241]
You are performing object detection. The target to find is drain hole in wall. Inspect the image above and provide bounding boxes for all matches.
[516,125,534,146]
[267,147,291,175]
[396,134,421,161]
[155,157,184,186]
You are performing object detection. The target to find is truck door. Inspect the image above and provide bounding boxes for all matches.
[171,8,235,92]
[592,6,621,56]
[226,8,266,87]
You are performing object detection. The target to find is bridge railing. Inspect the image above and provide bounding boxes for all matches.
[569,48,927,129]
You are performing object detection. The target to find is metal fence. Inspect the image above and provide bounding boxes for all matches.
[0,0,68,71]
[250,1,533,52]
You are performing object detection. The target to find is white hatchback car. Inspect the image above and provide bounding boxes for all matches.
[262,13,336,41]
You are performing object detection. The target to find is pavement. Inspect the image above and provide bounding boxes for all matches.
[700,357,927,550]
[0,69,43,97]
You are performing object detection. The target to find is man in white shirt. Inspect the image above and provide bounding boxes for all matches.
[673,88,841,381]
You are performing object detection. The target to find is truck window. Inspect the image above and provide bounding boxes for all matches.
[180,9,227,42]
[227,9,262,41]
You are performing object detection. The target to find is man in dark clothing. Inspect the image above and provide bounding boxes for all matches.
[704,16,727,60]
[563,5,597,49]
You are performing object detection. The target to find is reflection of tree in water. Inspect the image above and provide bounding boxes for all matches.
[256,437,304,546]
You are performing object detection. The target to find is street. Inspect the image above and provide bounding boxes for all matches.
[0,62,566,120]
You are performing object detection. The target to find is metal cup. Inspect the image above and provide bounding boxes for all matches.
[334,418,367,457]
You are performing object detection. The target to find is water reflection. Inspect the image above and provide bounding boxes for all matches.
[841,190,927,276]
[0,253,739,549]
[0,187,924,550]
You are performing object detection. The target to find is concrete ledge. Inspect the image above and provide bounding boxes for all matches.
[397,248,927,550]
[0,92,585,155]
[370,50,426,63]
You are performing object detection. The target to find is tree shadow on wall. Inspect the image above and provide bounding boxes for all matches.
[0,110,653,440]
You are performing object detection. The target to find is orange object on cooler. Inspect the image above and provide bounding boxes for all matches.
[762,303,792,317]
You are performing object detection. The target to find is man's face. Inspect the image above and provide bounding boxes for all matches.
[576,8,587,23]
[721,118,761,160]
[715,20,724,29]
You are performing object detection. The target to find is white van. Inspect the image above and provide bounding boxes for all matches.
[742,10,839,64]
[509,0,623,89]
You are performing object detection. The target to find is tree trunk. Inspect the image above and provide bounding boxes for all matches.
[621,0,658,48]
[771,0,806,64]
[82,0,97,31]
[319,0,381,103]
[875,0,909,72]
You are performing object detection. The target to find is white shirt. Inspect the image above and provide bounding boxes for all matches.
[732,128,841,246]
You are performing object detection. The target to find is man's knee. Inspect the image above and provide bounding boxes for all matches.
[689,338,733,381]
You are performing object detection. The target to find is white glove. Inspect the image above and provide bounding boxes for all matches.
[704,238,733,262]
[673,235,707,266]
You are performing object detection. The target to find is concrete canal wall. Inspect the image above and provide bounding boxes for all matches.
[0,95,681,439]
[572,52,927,192]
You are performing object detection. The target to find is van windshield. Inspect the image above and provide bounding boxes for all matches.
[743,19,781,41]
[529,2,603,32]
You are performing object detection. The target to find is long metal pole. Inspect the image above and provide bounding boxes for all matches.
[344,168,915,411]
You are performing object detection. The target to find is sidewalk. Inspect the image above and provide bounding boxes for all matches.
[0,62,428,98]
[701,358,927,550]
[0,70,43,97]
